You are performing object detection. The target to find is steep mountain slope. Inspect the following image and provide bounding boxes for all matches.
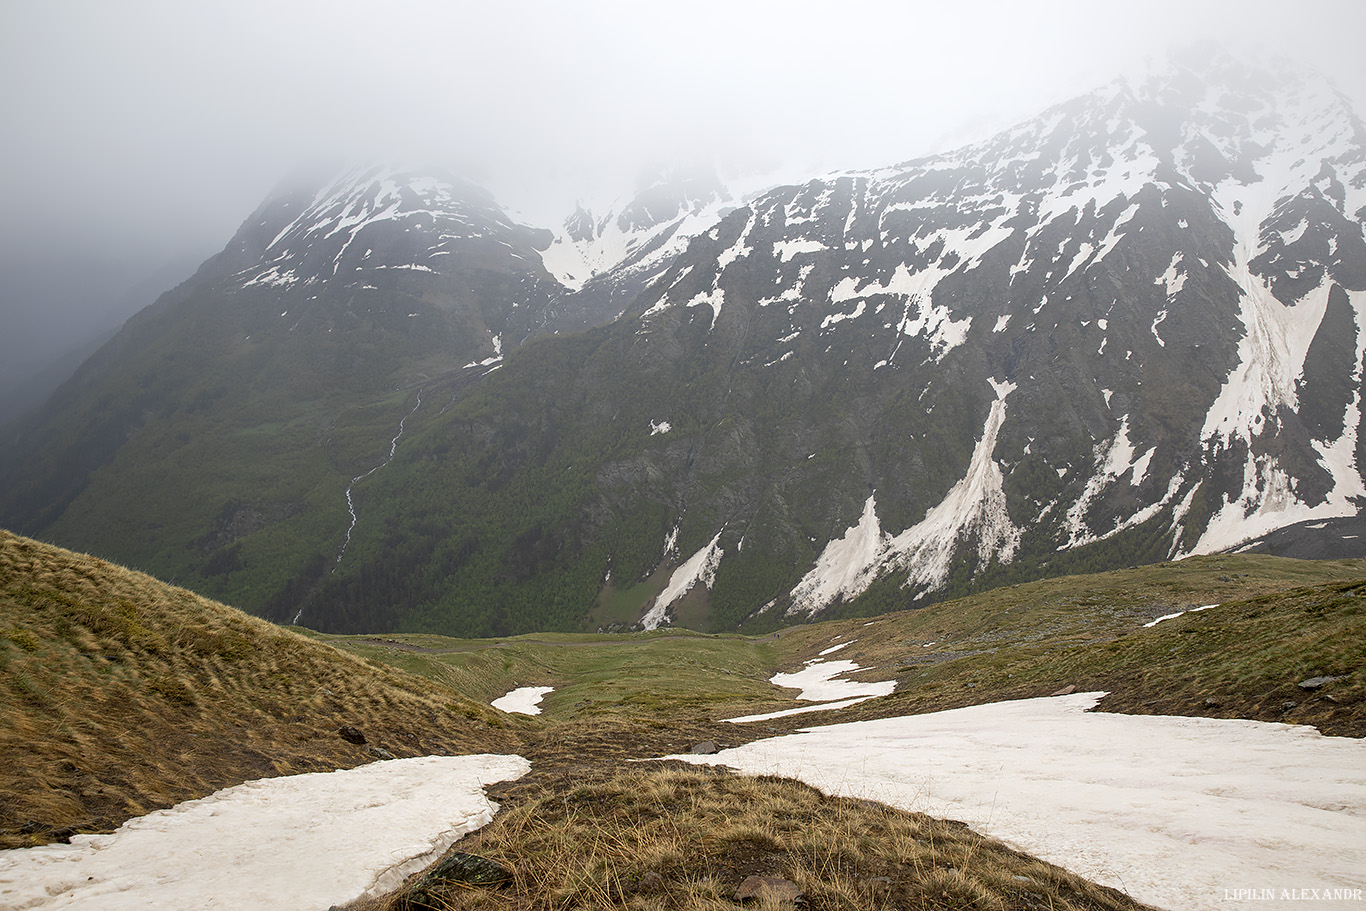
[3,50,1363,637]
[0,166,571,609]
[604,47,1366,623]
[289,48,1364,636]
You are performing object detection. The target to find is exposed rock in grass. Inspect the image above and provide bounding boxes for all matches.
[734,874,801,903]
[339,726,367,745]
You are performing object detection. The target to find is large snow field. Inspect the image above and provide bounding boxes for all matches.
[672,693,1366,911]
[0,754,528,911]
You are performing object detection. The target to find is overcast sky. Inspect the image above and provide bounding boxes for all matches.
[3,0,1364,398]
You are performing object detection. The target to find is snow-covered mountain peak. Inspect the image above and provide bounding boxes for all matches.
[538,164,776,293]
[232,165,550,292]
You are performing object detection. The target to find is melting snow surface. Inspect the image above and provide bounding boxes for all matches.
[769,658,895,702]
[724,696,875,724]
[0,755,529,911]
[789,379,1020,615]
[671,694,1366,911]
[492,686,555,715]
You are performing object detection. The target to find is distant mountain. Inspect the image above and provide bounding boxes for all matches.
[2,48,1362,637]
[539,164,777,329]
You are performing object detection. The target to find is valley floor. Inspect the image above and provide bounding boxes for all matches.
[2,695,1361,911]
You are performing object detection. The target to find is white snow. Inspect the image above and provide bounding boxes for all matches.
[1064,417,1160,546]
[1191,285,1366,554]
[0,755,529,911]
[724,696,875,724]
[492,686,554,715]
[880,377,1019,592]
[790,380,1021,614]
[649,420,672,435]
[1143,603,1218,628]
[641,530,724,629]
[788,493,885,615]
[1157,253,1187,297]
[769,658,895,702]
[773,238,828,262]
[670,694,1366,911]
[818,641,853,656]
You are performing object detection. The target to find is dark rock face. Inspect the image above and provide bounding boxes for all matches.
[337,725,367,745]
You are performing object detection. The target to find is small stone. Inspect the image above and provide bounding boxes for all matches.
[338,725,367,745]
[368,745,396,760]
[1298,676,1341,691]
[734,875,802,903]
[1204,697,1222,707]
[691,741,720,755]
[1050,685,1076,697]
[1280,701,1297,712]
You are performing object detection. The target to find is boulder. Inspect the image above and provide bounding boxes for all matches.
[691,741,720,755]
[734,875,802,903]
[337,725,366,745]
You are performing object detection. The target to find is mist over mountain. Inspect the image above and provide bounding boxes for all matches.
[1,45,1363,637]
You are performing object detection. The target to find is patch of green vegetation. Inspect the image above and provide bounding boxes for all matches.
[316,628,783,724]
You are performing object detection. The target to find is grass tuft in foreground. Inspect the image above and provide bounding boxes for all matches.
[365,764,1157,911]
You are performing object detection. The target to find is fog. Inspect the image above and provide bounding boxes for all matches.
[3,0,1364,421]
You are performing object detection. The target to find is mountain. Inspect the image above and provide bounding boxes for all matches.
[2,48,1363,637]
[538,164,774,329]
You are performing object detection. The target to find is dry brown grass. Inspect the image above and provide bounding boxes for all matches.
[0,529,520,847]
[367,764,1158,911]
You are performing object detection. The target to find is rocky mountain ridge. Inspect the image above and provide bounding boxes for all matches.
[1,48,1362,636]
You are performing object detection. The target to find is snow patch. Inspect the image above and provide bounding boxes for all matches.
[0,755,529,911]
[669,694,1366,911]
[769,659,896,702]
[492,686,554,715]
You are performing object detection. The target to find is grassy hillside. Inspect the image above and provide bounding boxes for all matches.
[3,533,1359,910]
[0,529,518,848]
[752,554,1366,736]
[329,553,1366,739]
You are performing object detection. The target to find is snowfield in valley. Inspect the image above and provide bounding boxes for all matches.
[671,693,1366,911]
[2,695,1362,911]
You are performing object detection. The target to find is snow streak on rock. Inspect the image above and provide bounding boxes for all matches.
[789,379,1020,615]
[883,378,1020,594]
[641,530,724,629]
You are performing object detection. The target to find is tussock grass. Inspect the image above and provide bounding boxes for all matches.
[368,764,1156,911]
[0,529,519,847]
